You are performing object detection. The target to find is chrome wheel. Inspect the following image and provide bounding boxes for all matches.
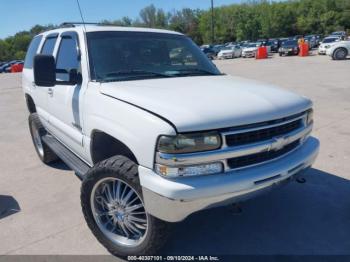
[31,122,44,157]
[91,177,148,247]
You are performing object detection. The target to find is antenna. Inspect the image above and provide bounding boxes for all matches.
[74,0,93,81]
[76,0,87,32]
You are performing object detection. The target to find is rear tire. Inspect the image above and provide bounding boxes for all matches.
[29,113,58,164]
[332,48,348,60]
[81,155,171,257]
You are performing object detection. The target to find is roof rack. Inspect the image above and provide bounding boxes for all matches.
[60,22,100,28]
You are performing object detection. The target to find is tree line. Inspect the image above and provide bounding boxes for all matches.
[1,0,349,61]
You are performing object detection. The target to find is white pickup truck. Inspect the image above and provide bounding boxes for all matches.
[22,24,319,257]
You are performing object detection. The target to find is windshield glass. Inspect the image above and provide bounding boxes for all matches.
[282,40,297,46]
[323,38,337,43]
[87,31,221,82]
[246,43,257,48]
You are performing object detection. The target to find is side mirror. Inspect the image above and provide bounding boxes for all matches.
[33,55,55,87]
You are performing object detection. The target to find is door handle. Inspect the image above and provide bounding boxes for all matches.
[48,88,54,97]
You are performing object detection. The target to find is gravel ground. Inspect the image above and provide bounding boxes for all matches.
[0,53,349,258]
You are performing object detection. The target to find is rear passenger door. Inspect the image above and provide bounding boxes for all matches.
[46,32,84,155]
[34,33,58,123]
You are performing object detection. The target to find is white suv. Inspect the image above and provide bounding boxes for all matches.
[326,40,350,60]
[22,24,319,257]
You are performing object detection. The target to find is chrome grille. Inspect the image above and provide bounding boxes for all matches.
[227,139,301,169]
[225,119,302,147]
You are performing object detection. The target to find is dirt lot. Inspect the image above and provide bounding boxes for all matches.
[0,53,349,256]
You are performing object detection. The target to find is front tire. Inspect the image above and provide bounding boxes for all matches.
[28,113,58,164]
[81,155,170,257]
[332,48,348,60]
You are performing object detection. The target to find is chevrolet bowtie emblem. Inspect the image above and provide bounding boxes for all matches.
[270,137,288,151]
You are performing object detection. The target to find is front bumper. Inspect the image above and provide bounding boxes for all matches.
[318,48,327,54]
[139,136,319,222]
[242,52,255,58]
[218,53,233,59]
[280,49,298,55]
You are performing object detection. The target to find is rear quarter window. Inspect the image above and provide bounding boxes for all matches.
[24,35,43,69]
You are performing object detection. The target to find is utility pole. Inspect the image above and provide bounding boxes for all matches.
[211,0,214,44]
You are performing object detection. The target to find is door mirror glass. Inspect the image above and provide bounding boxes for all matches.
[33,55,55,87]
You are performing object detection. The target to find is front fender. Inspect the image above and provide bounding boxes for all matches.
[83,82,176,168]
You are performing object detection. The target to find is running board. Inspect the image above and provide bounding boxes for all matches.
[42,135,90,180]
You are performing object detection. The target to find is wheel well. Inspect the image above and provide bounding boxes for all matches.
[90,131,138,165]
[25,94,36,113]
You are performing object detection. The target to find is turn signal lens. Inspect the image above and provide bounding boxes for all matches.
[306,109,313,125]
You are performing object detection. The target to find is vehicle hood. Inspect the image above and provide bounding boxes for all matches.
[100,75,311,132]
[242,47,257,52]
[281,45,298,49]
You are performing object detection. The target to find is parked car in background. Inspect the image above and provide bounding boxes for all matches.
[0,60,21,73]
[304,35,317,48]
[315,35,323,46]
[318,36,341,55]
[201,47,216,59]
[326,40,350,60]
[217,45,242,59]
[293,35,303,40]
[279,39,299,56]
[200,44,213,49]
[212,44,225,56]
[256,40,271,53]
[266,39,279,52]
[330,31,347,39]
[242,43,258,58]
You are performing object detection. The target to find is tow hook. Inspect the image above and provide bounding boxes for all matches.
[295,176,306,184]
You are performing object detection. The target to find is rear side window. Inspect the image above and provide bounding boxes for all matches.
[41,37,58,55]
[24,35,43,69]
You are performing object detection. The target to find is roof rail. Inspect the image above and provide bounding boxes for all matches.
[60,22,100,28]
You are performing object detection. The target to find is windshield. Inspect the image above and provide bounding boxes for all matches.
[246,43,257,48]
[87,31,221,82]
[282,40,297,46]
[323,38,337,43]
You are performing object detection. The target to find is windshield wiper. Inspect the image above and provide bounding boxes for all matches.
[104,70,172,78]
[173,68,220,76]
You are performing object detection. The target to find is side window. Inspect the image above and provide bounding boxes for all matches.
[41,37,57,55]
[55,37,80,82]
[24,35,43,69]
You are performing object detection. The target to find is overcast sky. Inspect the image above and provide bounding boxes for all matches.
[1,0,245,38]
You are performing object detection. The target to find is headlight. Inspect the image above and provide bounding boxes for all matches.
[306,109,313,125]
[325,45,330,49]
[157,132,221,154]
[155,162,223,177]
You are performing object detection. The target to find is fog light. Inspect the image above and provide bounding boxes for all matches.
[155,162,223,178]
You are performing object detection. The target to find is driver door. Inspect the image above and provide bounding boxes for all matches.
[46,32,84,156]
